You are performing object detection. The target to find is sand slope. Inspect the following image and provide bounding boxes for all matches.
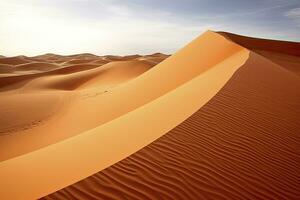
[219,32,300,75]
[29,60,155,90]
[0,31,299,200]
[0,31,242,163]
[0,54,165,90]
[0,53,169,161]
[0,56,32,65]
[43,51,300,199]
[0,31,250,199]
[44,33,300,199]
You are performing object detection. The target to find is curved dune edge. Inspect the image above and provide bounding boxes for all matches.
[27,60,154,90]
[0,59,164,160]
[0,31,245,162]
[44,51,300,200]
[0,49,249,199]
[46,34,299,200]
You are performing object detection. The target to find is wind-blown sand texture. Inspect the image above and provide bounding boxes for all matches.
[0,31,299,200]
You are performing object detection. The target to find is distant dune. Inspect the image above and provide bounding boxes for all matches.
[0,31,299,200]
[0,56,32,65]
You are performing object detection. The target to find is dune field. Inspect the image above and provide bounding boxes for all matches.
[0,31,299,199]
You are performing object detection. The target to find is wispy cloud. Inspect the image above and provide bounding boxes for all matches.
[194,1,297,20]
[285,7,300,26]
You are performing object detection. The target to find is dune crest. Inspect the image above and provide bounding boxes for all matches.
[44,52,300,200]
[0,31,299,200]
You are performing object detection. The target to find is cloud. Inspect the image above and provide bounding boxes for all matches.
[285,7,300,23]
[285,7,300,18]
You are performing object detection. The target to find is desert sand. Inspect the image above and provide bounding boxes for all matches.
[0,31,299,200]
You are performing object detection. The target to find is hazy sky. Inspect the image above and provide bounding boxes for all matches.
[0,0,299,56]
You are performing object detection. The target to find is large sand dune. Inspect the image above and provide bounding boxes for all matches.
[43,52,300,200]
[0,31,299,199]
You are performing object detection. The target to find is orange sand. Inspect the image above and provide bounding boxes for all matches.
[0,31,299,200]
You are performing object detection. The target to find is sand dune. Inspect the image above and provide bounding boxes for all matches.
[0,31,299,200]
[0,54,167,90]
[13,62,62,72]
[0,93,64,135]
[0,56,32,65]
[0,52,169,162]
[136,53,170,64]
[0,64,13,74]
[219,32,300,56]
[219,32,300,75]
[254,50,300,75]
[0,31,243,163]
[28,60,155,90]
[44,51,300,200]
[62,59,97,65]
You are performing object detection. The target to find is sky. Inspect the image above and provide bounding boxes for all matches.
[0,0,299,56]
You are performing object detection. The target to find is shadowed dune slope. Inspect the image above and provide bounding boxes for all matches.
[253,50,300,76]
[219,32,300,75]
[13,62,62,72]
[0,56,32,65]
[219,32,300,56]
[43,51,300,200]
[0,64,13,74]
[62,59,96,65]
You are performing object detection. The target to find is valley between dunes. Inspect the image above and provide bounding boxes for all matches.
[0,31,299,199]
